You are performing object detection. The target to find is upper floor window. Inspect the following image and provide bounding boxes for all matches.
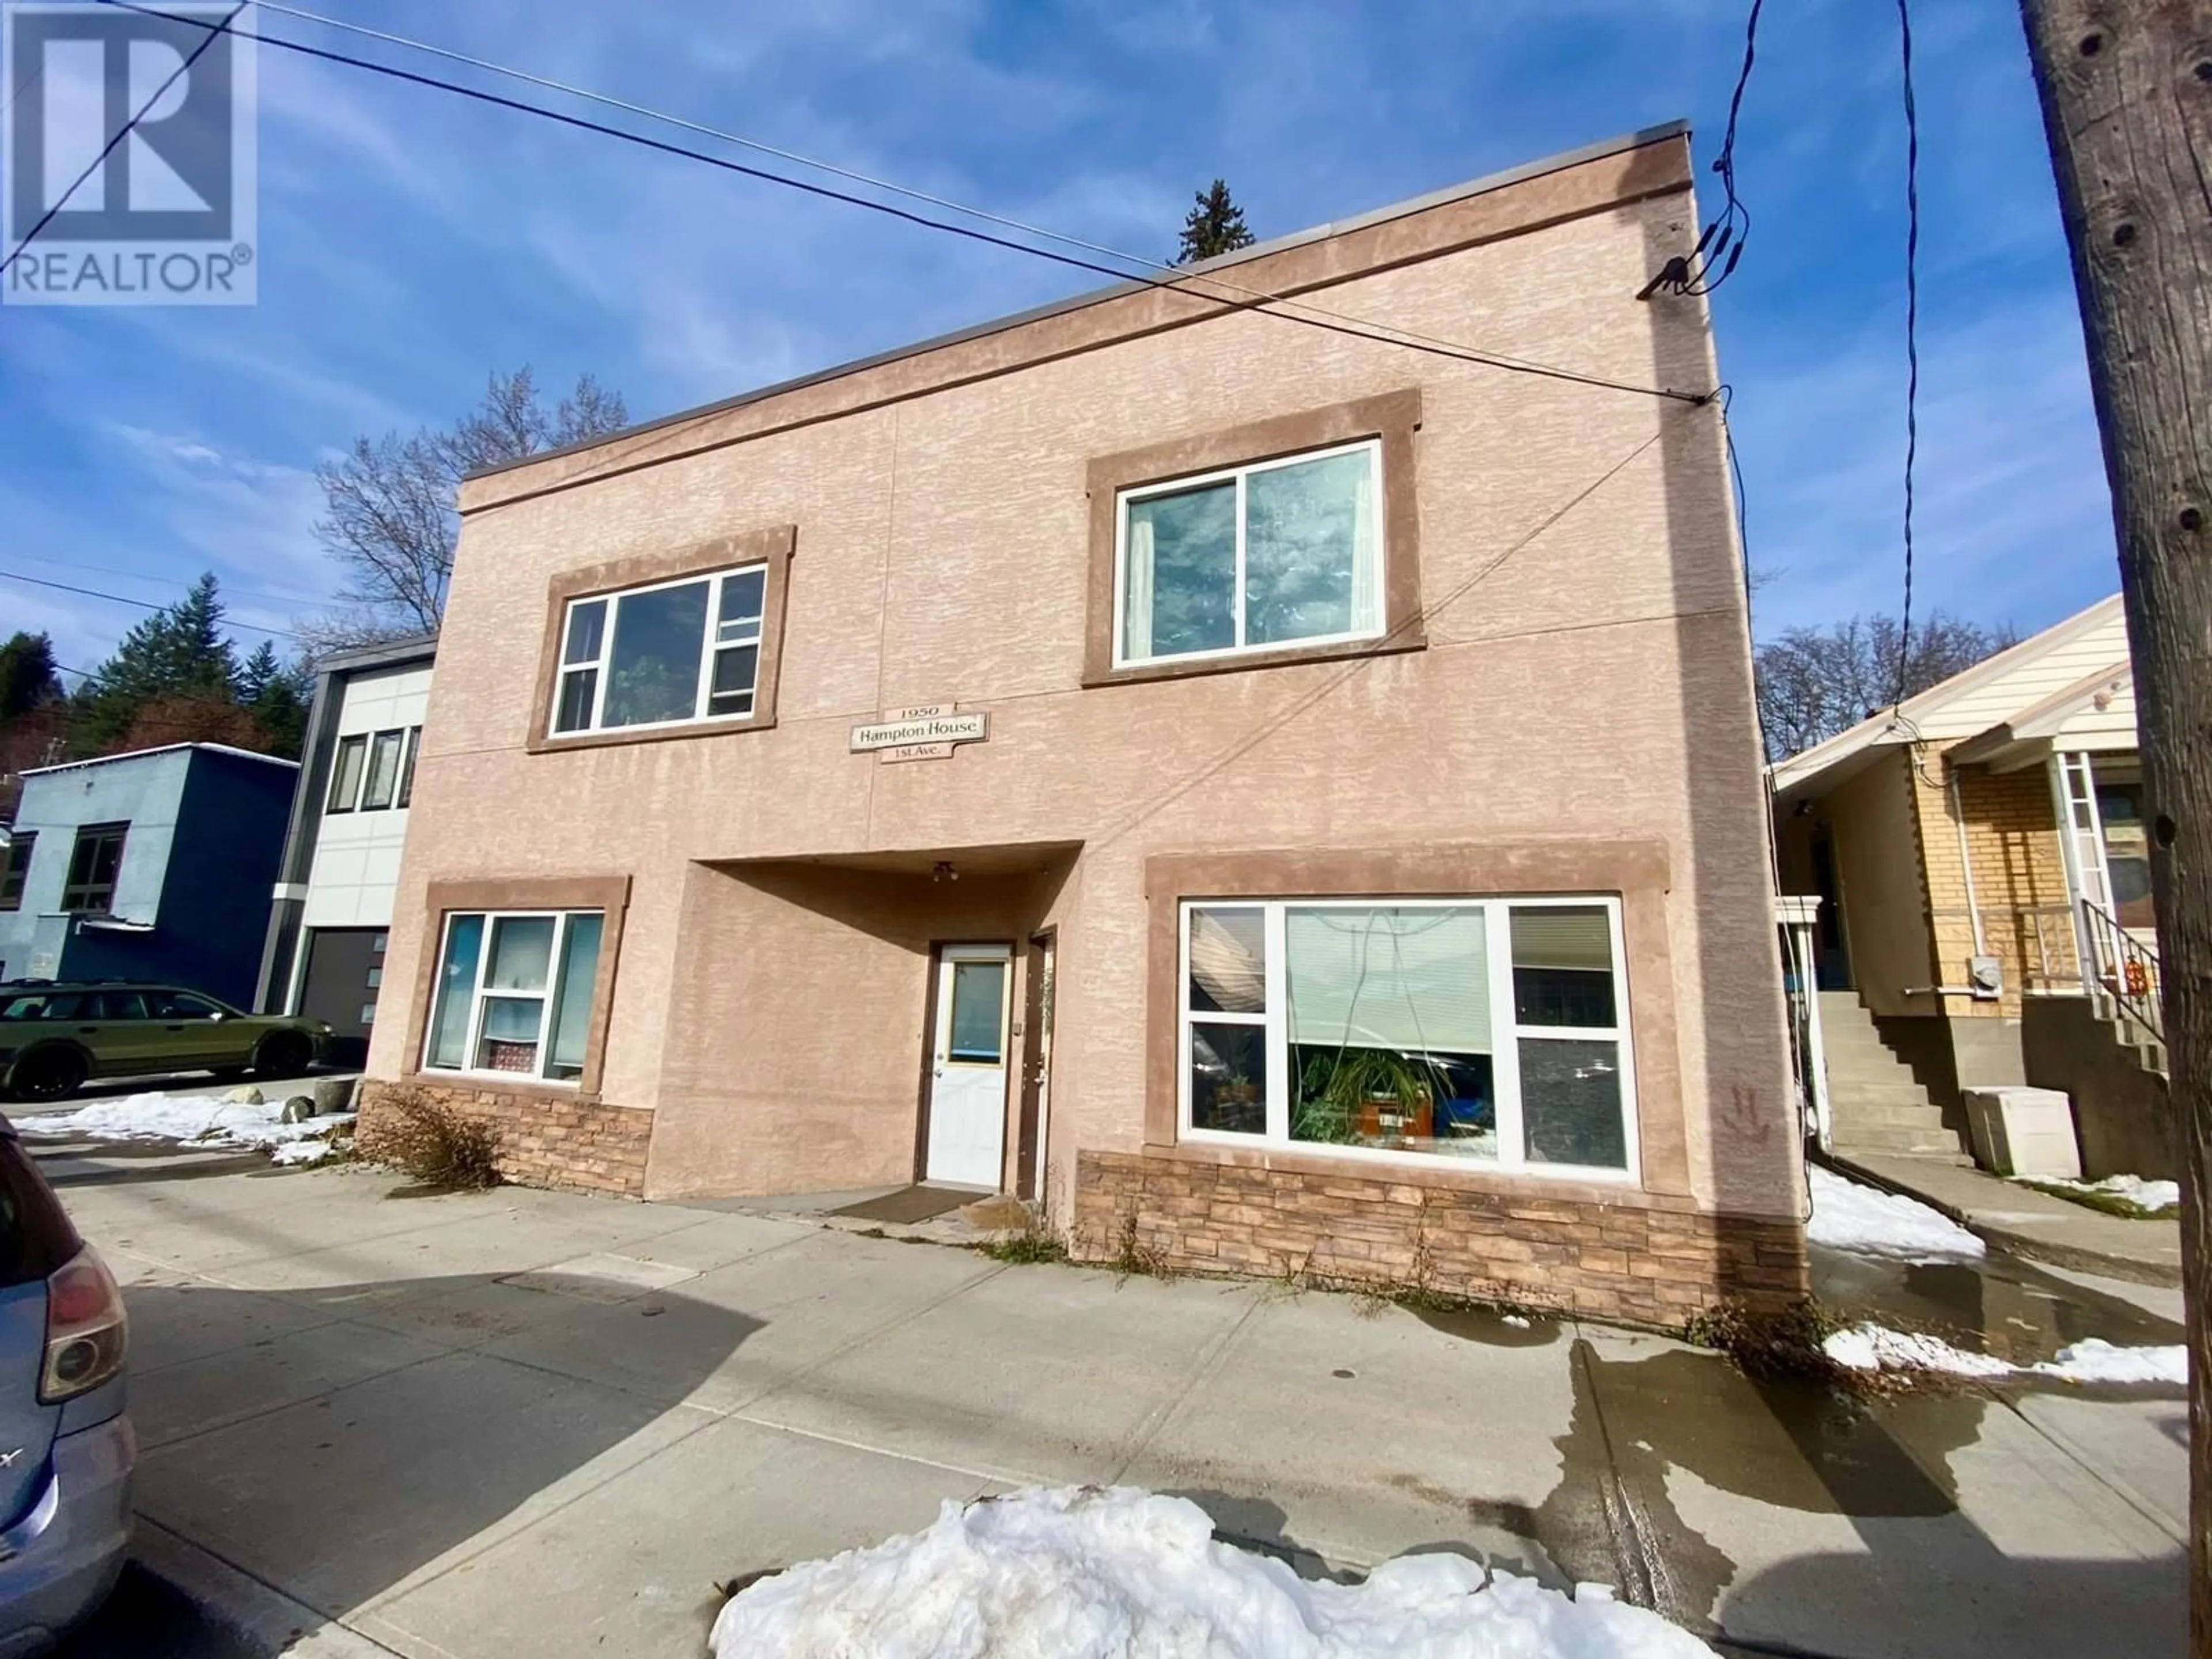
[0,834,35,911]
[361,729,406,810]
[327,735,366,813]
[61,823,127,914]
[1116,440,1382,669]
[551,565,767,738]
[328,726,422,815]
[396,727,421,808]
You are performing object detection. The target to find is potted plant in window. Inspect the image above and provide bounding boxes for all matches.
[1294,1049,1437,1146]
[1213,1069,1261,1133]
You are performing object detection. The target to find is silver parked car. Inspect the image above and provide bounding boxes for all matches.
[0,1116,131,1654]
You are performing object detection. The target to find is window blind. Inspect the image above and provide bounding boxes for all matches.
[1286,907,1490,1052]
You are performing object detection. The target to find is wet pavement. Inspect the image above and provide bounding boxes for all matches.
[24,1145,2192,1659]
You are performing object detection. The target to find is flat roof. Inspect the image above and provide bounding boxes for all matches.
[19,741,299,780]
[466,121,1692,486]
[317,632,438,676]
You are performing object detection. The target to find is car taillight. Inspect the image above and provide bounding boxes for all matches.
[40,1247,126,1403]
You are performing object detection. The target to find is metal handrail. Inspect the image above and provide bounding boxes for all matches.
[2078,896,2162,1040]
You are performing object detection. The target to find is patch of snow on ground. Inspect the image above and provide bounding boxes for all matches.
[17,1093,353,1165]
[1823,1324,2014,1378]
[2032,1339,2188,1386]
[2012,1173,2180,1214]
[1825,1323,2184,1387]
[1807,1166,1986,1261]
[711,1486,1716,1658]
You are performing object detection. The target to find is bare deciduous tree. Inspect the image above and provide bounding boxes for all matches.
[306,368,628,652]
[1755,611,2020,762]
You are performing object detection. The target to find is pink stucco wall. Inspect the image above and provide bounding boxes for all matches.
[368,131,1801,1221]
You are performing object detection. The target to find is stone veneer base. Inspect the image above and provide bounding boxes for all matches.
[1071,1150,1808,1328]
[356,1078,652,1198]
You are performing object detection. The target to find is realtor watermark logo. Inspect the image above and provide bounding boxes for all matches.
[2,1,256,305]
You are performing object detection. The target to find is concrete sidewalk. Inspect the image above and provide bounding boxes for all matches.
[1838,1151,2183,1286]
[39,1146,2188,1659]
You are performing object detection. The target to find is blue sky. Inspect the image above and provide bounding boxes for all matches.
[0,0,2113,677]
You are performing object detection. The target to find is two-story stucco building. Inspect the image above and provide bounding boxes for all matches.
[359,124,1805,1325]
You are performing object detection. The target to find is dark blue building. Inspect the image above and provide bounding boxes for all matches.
[0,743,299,1007]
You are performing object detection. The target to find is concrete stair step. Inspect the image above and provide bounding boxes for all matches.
[1833,1140,1975,1167]
[1834,1124,1969,1157]
[1834,1102,1955,1134]
[1824,1060,1923,1089]
[1828,1081,1937,1108]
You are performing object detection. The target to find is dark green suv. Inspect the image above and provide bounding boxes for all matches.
[0,981,331,1102]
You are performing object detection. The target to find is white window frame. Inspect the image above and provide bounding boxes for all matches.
[1111,437,1385,671]
[549,563,768,740]
[422,908,601,1086]
[326,733,368,813]
[359,728,407,810]
[1176,895,1639,1185]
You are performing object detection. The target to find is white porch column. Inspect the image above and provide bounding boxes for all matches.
[1777,896,1831,1152]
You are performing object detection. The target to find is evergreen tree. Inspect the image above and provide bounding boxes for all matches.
[73,573,243,753]
[1174,180,1256,264]
[0,632,60,719]
[237,638,280,704]
[242,645,315,759]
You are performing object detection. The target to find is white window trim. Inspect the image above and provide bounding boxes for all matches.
[550,562,768,740]
[422,908,600,1087]
[1176,895,1639,1185]
[1111,437,1386,671]
[326,733,368,814]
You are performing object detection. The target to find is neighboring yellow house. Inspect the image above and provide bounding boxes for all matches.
[1772,594,2169,1178]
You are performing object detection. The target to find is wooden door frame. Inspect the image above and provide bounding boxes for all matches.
[1014,926,1056,1200]
[911,938,1018,1188]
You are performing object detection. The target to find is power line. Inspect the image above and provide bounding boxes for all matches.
[225,0,1683,402]
[97,0,1704,406]
[1892,0,1921,707]
[8,551,325,609]
[1,2,247,273]
[0,570,303,641]
[1641,0,1764,299]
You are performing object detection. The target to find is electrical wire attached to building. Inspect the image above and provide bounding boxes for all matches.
[1639,0,1764,300]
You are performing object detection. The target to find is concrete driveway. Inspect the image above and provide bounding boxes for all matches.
[32,1138,2188,1659]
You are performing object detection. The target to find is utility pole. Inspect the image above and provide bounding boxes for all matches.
[2019,1,2212,1646]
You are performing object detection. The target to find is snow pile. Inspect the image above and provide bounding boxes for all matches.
[2033,1339,2187,1386]
[1825,1323,2186,1387]
[2014,1173,2180,1215]
[710,1486,1716,1658]
[1823,1324,2013,1378]
[17,1093,352,1165]
[1806,1166,1986,1261]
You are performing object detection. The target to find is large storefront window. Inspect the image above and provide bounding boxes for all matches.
[1180,896,1636,1178]
[425,909,604,1083]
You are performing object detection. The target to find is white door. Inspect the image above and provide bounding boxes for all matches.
[925,944,1012,1188]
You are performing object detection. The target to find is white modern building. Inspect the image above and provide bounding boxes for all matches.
[256,635,435,1064]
